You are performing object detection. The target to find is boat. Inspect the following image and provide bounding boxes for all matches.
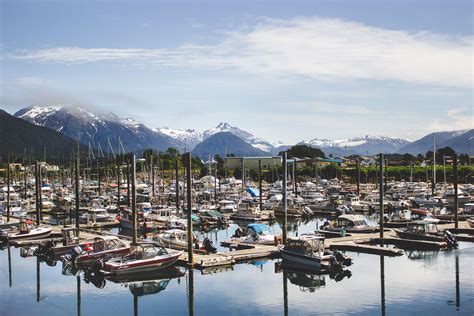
[0,220,52,241]
[71,236,130,266]
[393,221,458,248]
[97,242,182,275]
[278,233,352,270]
[467,218,474,228]
[230,203,274,222]
[233,223,276,245]
[320,214,377,233]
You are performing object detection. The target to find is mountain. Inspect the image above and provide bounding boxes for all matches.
[440,130,474,154]
[158,122,275,152]
[302,135,410,156]
[191,132,268,159]
[14,105,182,153]
[0,109,86,159]
[398,130,471,155]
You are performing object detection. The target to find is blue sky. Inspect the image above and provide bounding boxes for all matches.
[1,0,472,144]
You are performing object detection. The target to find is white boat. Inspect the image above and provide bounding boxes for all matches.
[240,223,275,245]
[278,234,352,270]
[0,220,52,241]
[100,242,182,275]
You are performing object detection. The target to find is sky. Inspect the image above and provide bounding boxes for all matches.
[0,0,473,144]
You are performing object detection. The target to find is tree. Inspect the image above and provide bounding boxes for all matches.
[280,144,325,159]
[436,147,456,163]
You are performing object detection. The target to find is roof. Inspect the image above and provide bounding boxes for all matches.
[247,223,270,234]
[338,214,365,222]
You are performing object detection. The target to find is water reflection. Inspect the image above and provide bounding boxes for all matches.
[188,269,194,316]
[36,256,40,302]
[77,275,81,316]
[380,256,385,316]
[8,246,12,287]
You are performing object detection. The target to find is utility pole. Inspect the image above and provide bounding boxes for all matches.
[379,154,384,241]
[132,155,137,243]
[282,152,288,245]
[453,153,458,229]
[75,157,80,237]
[185,152,193,265]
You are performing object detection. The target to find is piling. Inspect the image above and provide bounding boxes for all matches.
[282,152,288,245]
[188,268,195,316]
[283,270,289,316]
[77,275,81,316]
[35,161,40,225]
[6,158,10,223]
[127,160,131,206]
[36,257,40,302]
[116,162,120,208]
[453,153,458,229]
[259,159,263,212]
[380,256,386,316]
[151,153,155,197]
[175,156,180,211]
[75,158,80,237]
[132,155,137,244]
[379,154,384,240]
[293,161,297,196]
[185,152,193,264]
[97,160,101,196]
[356,158,360,195]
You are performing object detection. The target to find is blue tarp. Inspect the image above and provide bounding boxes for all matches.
[247,223,270,234]
[246,187,260,197]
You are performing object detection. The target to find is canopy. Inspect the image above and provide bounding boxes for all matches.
[246,187,260,197]
[247,223,270,234]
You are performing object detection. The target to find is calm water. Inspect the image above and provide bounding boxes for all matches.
[1,219,473,316]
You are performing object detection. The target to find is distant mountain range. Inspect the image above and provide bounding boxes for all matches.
[0,109,87,160]
[398,130,473,155]
[7,105,472,158]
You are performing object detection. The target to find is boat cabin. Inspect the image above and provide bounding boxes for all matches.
[285,235,325,257]
[336,215,369,228]
[405,221,439,235]
[129,242,169,260]
[93,236,126,252]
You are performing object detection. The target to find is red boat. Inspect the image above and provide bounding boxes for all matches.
[75,236,131,266]
[101,242,182,275]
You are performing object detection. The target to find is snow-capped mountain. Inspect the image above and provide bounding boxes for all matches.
[301,135,410,156]
[155,127,203,150]
[14,105,182,153]
[158,122,275,153]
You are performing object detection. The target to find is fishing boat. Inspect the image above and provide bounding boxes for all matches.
[0,220,52,241]
[278,233,352,270]
[72,236,130,266]
[393,221,458,248]
[98,242,182,275]
[230,203,274,221]
[319,214,376,233]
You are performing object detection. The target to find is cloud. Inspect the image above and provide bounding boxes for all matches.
[425,106,473,133]
[7,17,473,87]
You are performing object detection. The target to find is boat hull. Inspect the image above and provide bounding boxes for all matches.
[105,253,182,275]
[278,247,329,270]
[5,227,52,241]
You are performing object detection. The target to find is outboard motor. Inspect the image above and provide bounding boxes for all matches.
[34,240,56,257]
[60,245,82,263]
[443,230,458,249]
[203,237,217,253]
[232,227,244,238]
[333,250,353,266]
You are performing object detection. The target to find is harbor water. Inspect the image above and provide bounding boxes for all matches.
[1,219,473,316]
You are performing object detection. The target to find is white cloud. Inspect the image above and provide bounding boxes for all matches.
[8,17,474,87]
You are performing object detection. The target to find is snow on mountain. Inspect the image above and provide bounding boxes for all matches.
[15,105,63,126]
[157,122,275,153]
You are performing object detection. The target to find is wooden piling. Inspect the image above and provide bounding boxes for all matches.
[97,159,101,196]
[6,158,10,223]
[175,156,180,211]
[259,159,263,212]
[75,157,80,237]
[356,158,360,195]
[132,155,137,244]
[127,160,131,206]
[282,152,288,245]
[185,152,193,264]
[35,161,40,225]
[379,154,384,241]
[453,153,458,229]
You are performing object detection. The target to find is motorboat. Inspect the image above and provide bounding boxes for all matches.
[320,214,377,233]
[155,229,217,253]
[278,233,352,270]
[68,236,130,266]
[393,221,458,248]
[467,218,474,228]
[0,219,52,241]
[230,203,274,222]
[98,242,182,275]
[233,223,275,245]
